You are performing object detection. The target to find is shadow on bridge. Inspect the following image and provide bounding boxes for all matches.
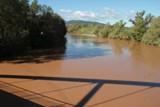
[0,89,43,107]
[0,74,160,107]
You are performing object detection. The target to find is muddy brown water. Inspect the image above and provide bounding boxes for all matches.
[0,34,160,107]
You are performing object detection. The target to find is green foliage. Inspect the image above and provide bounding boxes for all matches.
[67,24,100,35]
[0,0,66,57]
[28,1,66,48]
[67,10,159,47]
[129,10,154,41]
[117,27,133,40]
[67,24,81,33]
[0,0,29,56]
[93,24,103,36]
[31,0,39,13]
[142,16,160,46]
[98,23,112,37]
[108,20,126,39]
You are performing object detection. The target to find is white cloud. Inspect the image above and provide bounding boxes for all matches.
[59,9,99,21]
[73,11,97,19]
[125,10,136,19]
[102,7,119,19]
[59,9,72,13]
[58,8,136,26]
[123,10,136,27]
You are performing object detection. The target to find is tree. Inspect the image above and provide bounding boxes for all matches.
[98,23,112,37]
[67,23,81,33]
[0,0,67,57]
[28,0,67,48]
[30,0,39,14]
[142,16,160,46]
[0,0,29,56]
[129,10,154,41]
[93,24,102,36]
[108,20,126,39]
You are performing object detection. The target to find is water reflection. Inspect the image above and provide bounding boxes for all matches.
[0,34,111,63]
[1,33,160,69]
[63,34,111,59]
[66,34,160,69]
[130,43,160,69]
[107,39,160,69]
[0,48,66,64]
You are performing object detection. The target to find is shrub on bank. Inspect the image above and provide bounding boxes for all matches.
[142,16,160,46]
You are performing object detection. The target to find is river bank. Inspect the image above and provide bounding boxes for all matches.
[68,33,97,37]
[68,32,160,47]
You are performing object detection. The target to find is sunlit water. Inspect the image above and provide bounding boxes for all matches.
[64,34,160,70]
[63,34,112,59]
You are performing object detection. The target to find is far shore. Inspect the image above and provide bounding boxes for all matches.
[68,33,97,37]
[68,33,160,47]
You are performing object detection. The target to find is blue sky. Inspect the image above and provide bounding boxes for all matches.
[30,0,160,26]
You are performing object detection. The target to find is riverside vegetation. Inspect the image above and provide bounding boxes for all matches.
[68,11,160,47]
[0,0,67,57]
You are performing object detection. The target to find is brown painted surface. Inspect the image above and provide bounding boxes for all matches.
[0,34,160,107]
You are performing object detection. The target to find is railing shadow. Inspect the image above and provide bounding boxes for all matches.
[0,74,160,107]
[0,81,74,107]
[88,86,153,107]
[0,89,43,107]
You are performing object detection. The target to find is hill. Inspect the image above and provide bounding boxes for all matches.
[66,20,105,25]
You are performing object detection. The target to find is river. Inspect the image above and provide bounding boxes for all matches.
[0,34,160,107]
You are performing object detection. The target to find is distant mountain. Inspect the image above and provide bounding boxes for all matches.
[66,20,105,25]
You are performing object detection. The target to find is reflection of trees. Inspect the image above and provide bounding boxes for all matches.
[130,43,160,69]
[65,35,109,59]
[108,38,160,69]
[108,39,132,56]
[82,39,89,44]
[69,35,90,44]
[129,43,143,62]
[68,34,160,69]
[0,46,66,64]
[69,35,103,47]
[111,40,123,56]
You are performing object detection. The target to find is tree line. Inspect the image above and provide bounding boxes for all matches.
[0,0,67,57]
[68,11,160,47]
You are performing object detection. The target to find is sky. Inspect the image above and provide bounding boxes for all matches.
[30,0,160,26]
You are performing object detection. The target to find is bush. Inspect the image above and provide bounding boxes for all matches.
[129,11,154,41]
[142,17,160,46]
[108,20,126,39]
